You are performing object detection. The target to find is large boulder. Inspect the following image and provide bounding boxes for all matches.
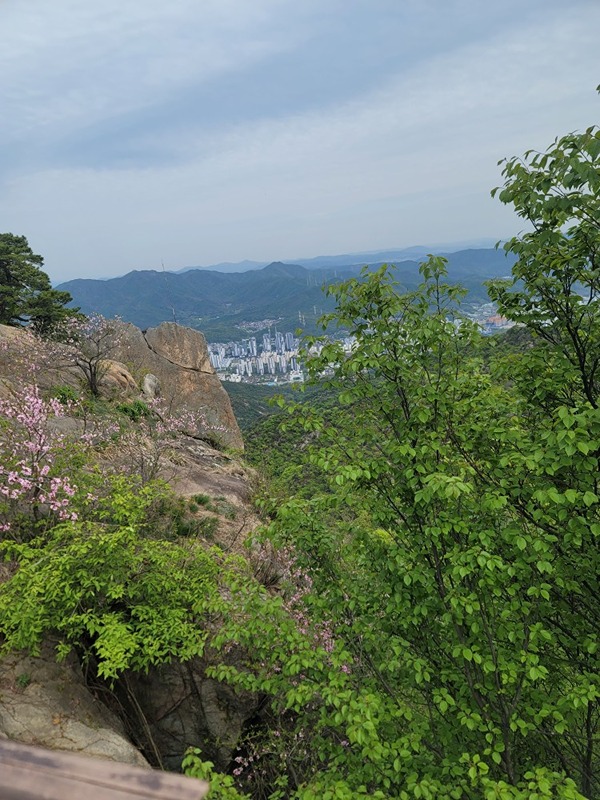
[118,658,262,771]
[115,322,243,450]
[99,360,139,397]
[0,642,149,767]
[0,324,138,400]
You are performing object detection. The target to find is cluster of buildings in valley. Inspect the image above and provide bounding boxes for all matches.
[209,330,306,384]
[209,330,358,384]
[464,302,515,334]
[209,305,514,385]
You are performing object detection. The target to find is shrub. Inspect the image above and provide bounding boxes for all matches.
[116,399,150,421]
[51,385,79,406]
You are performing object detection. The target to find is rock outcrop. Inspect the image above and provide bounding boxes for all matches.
[100,360,139,396]
[0,321,242,451]
[115,322,243,450]
[0,324,138,400]
[0,320,259,772]
[0,642,149,767]
[117,659,262,771]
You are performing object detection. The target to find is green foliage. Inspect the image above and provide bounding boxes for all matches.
[248,247,599,797]
[489,125,600,409]
[116,399,151,421]
[193,493,212,507]
[15,672,31,689]
[0,473,291,683]
[185,495,237,522]
[182,748,250,799]
[0,422,335,793]
[245,386,335,506]
[50,384,80,406]
[116,481,217,541]
[0,233,77,335]
[213,497,238,520]
[225,383,295,432]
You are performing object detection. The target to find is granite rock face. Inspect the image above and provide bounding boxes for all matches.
[0,322,241,453]
[119,659,262,771]
[115,322,243,450]
[0,643,149,767]
[0,322,257,771]
[100,360,139,396]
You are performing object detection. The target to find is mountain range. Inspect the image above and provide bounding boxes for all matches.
[58,248,516,341]
[172,238,501,274]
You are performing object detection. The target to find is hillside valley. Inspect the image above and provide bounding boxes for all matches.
[0,319,274,779]
[58,248,516,340]
[1,119,599,800]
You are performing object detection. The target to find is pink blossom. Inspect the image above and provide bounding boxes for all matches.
[0,384,80,533]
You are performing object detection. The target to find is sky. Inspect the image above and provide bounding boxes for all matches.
[1,0,599,284]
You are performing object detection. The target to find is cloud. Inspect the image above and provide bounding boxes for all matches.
[144,5,598,194]
[0,0,598,281]
[1,0,308,157]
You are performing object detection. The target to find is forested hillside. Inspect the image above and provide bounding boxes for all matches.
[57,249,516,341]
[236,123,600,799]
[0,122,598,799]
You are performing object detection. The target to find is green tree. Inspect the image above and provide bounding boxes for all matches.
[248,121,600,798]
[0,233,76,335]
[489,125,600,410]
[256,254,597,798]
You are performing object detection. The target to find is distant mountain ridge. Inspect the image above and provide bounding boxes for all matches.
[58,248,516,340]
[173,238,500,274]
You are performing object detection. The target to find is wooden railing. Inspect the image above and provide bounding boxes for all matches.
[0,738,208,799]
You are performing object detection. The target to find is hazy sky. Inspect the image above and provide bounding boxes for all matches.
[1,0,598,283]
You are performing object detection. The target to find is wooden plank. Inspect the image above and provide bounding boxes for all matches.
[0,738,209,800]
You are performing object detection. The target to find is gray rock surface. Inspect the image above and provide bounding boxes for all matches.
[141,372,161,399]
[0,643,149,767]
[115,322,243,450]
[119,659,262,771]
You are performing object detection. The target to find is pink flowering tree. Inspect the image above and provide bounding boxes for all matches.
[1,312,124,398]
[54,313,124,397]
[0,384,78,539]
[116,397,228,483]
